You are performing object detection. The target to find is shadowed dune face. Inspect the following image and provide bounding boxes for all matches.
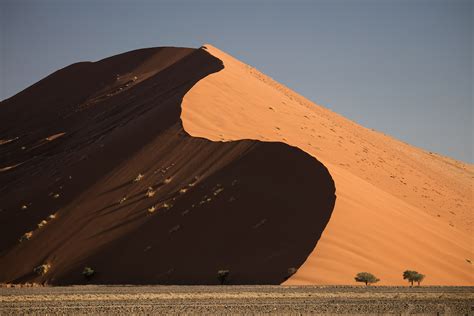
[0,47,335,284]
[57,141,335,285]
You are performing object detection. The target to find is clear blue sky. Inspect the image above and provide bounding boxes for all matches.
[1,0,472,162]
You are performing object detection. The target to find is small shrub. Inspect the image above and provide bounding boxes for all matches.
[82,267,95,279]
[354,272,380,286]
[37,220,48,228]
[146,187,155,198]
[134,173,144,182]
[217,270,230,285]
[34,263,51,275]
[19,231,33,242]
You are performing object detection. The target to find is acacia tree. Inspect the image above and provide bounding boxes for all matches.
[403,270,417,287]
[403,270,418,286]
[354,272,380,286]
[413,273,425,286]
[403,270,425,286]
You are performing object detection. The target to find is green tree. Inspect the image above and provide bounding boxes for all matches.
[403,270,420,287]
[413,273,425,286]
[354,272,380,286]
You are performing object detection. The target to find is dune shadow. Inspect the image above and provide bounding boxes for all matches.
[1,46,336,286]
[58,140,335,285]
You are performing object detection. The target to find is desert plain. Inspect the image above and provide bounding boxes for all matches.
[1,285,473,315]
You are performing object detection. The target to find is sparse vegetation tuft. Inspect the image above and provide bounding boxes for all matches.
[34,263,51,275]
[19,231,33,242]
[37,220,48,228]
[82,267,95,279]
[134,173,144,182]
[355,272,380,286]
[146,187,156,198]
[217,270,230,285]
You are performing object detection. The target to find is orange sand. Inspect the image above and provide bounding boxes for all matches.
[181,45,473,285]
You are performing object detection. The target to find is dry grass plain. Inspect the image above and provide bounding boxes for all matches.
[1,285,473,314]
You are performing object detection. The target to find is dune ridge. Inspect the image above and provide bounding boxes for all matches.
[0,47,336,285]
[0,44,471,286]
[181,45,473,285]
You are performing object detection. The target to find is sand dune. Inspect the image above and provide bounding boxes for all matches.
[0,47,335,285]
[181,45,473,285]
[0,44,472,286]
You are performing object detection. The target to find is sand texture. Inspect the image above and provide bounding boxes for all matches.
[0,45,472,286]
[182,45,473,285]
[0,47,335,285]
[2,285,473,314]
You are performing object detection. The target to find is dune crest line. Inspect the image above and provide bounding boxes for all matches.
[181,44,473,286]
[0,47,336,285]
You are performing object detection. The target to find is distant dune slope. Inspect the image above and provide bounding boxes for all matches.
[181,45,473,285]
[0,48,336,284]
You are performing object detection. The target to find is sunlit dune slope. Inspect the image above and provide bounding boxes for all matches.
[0,44,471,286]
[181,44,473,285]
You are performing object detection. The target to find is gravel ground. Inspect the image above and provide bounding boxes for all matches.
[1,285,473,315]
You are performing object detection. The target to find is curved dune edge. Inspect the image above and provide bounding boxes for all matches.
[181,45,473,285]
[0,47,337,285]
